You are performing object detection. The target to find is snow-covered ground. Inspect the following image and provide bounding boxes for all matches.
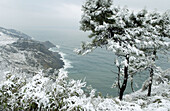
[123,80,170,110]
[0,67,169,110]
[107,68,170,111]
[0,32,18,82]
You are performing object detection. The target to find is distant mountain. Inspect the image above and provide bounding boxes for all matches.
[0,27,64,81]
[0,27,32,39]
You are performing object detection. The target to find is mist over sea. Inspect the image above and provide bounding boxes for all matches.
[28,29,170,97]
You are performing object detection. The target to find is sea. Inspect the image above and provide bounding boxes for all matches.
[28,29,170,97]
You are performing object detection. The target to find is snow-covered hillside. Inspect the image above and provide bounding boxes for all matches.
[0,27,31,39]
[0,32,18,46]
[0,27,64,82]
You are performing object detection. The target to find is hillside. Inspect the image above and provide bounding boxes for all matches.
[0,27,64,81]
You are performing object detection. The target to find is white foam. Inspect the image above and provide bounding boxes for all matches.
[49,46,73,75]
[55,45,60,49]
[58,51,73,69]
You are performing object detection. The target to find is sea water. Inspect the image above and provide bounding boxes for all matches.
[29,29,170,97]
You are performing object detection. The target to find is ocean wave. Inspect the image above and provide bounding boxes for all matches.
[55,45,60,49]
[49,46,73,75]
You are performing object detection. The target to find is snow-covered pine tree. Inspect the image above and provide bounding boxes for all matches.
[135,10,170,96]
[76,0,170,100]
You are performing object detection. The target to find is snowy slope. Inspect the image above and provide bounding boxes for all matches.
[0,27,31,39]
[123,72,170,111]
[0,27,64,82]
[0,32,18,46]
[0,31,19,81]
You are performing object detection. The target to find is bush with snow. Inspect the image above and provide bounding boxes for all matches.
[0,69,169,110]
[0,70,96,110]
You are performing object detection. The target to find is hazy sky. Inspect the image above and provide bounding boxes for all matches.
[0,0,170,37]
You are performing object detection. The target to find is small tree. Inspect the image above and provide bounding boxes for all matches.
[76,0,170,100]
[136,10,170,96]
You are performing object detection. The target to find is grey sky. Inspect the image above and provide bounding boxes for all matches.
[114,0,170,12]
[0,0,170,36]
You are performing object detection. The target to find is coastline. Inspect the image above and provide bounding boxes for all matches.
[49,46,73,75]
[0,27,66,81]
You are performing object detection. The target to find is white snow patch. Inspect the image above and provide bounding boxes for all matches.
[0,32,18,46]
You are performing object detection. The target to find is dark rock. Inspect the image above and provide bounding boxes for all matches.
[42,41,56,49]
[162,68,170,81]
[12,39,64,70]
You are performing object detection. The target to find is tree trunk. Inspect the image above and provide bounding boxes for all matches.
[131,75,134,92]
[119,56,129,100]
[147,68,153,96]
[119,65,128,100]
[117,66,121,92]
[147,50,156,96]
